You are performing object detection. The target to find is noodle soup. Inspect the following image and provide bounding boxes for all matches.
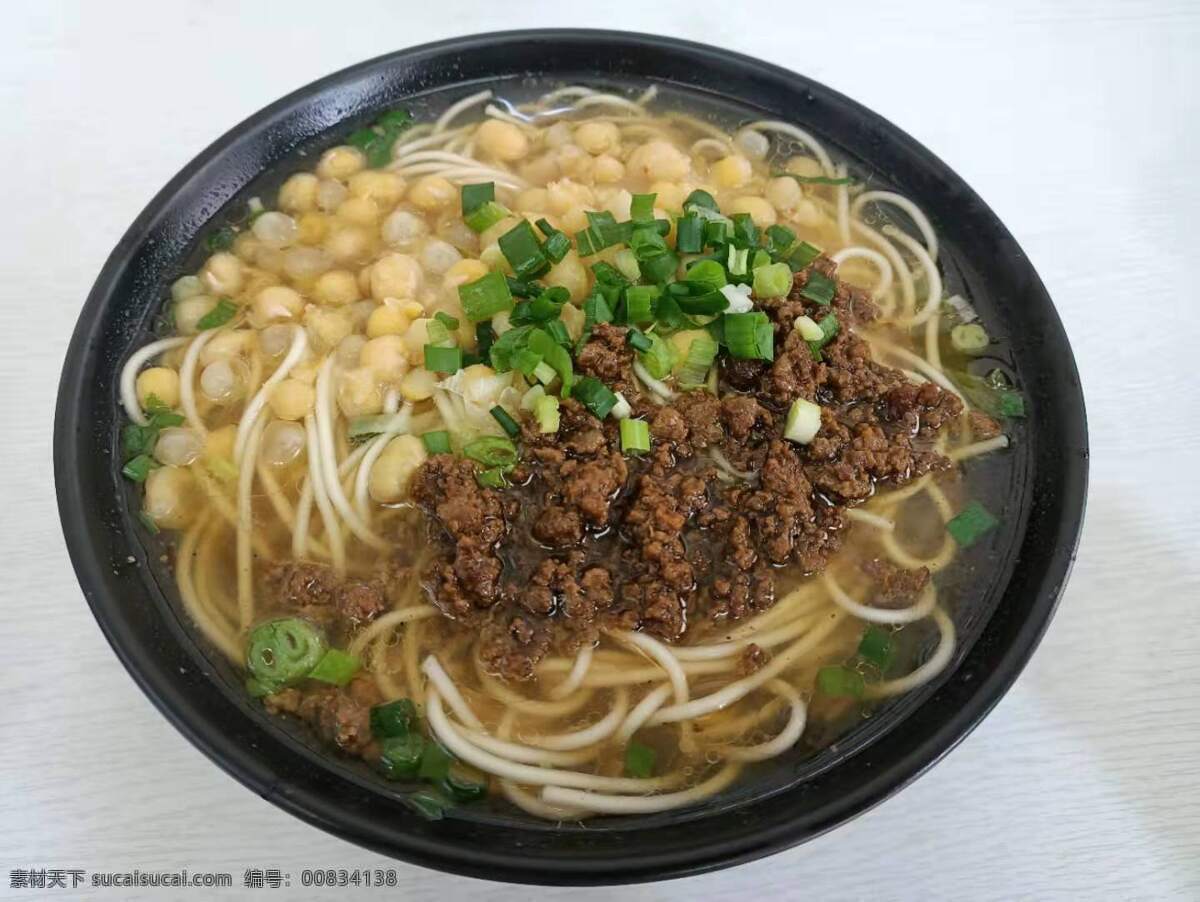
[117,82,1022,820]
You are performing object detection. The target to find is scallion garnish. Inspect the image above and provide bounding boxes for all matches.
[624,741,656,778]
[619,418,651,455]
[475,467,509,488]
[370,699,417,739]
[422,431,452,455]
[807,313,840,361]
[817,665,865,698]
[424,344,463,374]
[638,332,676,379]
[950,371,1025,419]
[461,182,495,216]
[799,271,836,305]
[723,312,774,361]
[674,213,704,254]
[534,218,571,264]
[434,311,460,331]
[630,192,657,222]
[533,394,560,434]
[462,436,519,468]
[950,323,990,355]
[499,220,551,281]
[527,328,573,396]
[572,376,619,419]
[727,246,749,277]
[676,333,718,387]
[858,626,894,669]
[379,734,425,779]
[787,240,822,272]
[683,189,718,212]
[945,501,1000,548]
[122,454,157,483]
[623,285,659,324]
[459,271,514,322]
[730,213,759,249]
[765,224,796,257]
[489,405,521,438]
[205,226,236,253]
[625,328,653,353]
[196,298,238,330]
[308,648,361,686]
[475,322,496,360]
[352,108,413,168]
[752,261,793,299]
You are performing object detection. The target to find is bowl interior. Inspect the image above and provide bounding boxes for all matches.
[54,29,1087,884]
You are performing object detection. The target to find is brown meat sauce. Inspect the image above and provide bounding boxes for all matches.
[401,257,965,680]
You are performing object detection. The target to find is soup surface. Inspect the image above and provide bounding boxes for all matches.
[117,83,1022,820]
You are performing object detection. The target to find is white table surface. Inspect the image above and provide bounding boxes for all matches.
[3,2,1198,899]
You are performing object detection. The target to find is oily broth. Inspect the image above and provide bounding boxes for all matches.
[128,80,1019,819]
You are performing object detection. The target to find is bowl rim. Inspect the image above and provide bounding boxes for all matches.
[54,28,1088,884]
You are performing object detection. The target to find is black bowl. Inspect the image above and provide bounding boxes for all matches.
[53,29,1087,884]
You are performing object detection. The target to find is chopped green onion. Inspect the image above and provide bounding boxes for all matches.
[459,271,514,322]
[784,398,822,444]
[506,277,541,298]
[676,333,719,387]
[787,240,822,272]
[623,285,659,324]
[441,762,489,802]
[534,218,571,264]
[765,224,796,256]
[946,500,1000,548]
[476,467,509,488]
[465,201,509,233]
[379,733,425,779]
[461,182,494,215]
[463,436,518,468]
[475,321,496,360]
[639,332,676,379]
[685,259,727,292]
[675,289,728,316]
[542,318,571,348]
[488,325,533,371]
[405,788,449,820]
[730,213,759,249]
[245,618,327,695]
[950,323,990,355]
[122,454,157,482]
[196,298,238,330]
[527,328,573,396]
[137,511,160,535]
[639,251,678,285]
[674,214,704,253]
[610,392,632,420]
[308,648,361,686]
[572,376,618,419]
[794,315,825,341]
[683,189,718,212]
[352,108,413,168]
[434,310,460,332]
[510,347,542,377]
[631,192,657,222]
[728,246,749,277]
[423,344,462,374]
[753,261,793,298]
[799,271,836,305]
[533,360,558,386]
[951,371,1026,419]
[619,418,651,455]
[205,227,236,253]
[817,665,865,698]
[612,248,641,283]
[520,384,545,411]
[490,405,520,437]
[624,741,656,778]
[534,394,560,433]
[626,328,653,353]
[751,249,772,271]
[418,741,455,781]
[421,430,452,455]
[122,423,157,458]
[807,313,840,361]
[723,312,774,361]
[858,627,895,669]
[703,220,730,246]
[425,316,454,348]
[499,219,551,281]
[371,698,418,738]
